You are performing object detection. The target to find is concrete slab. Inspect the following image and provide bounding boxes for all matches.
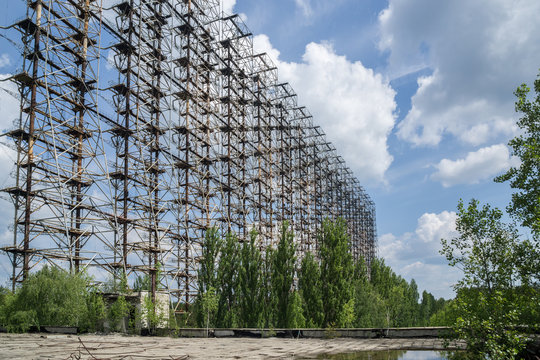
[0,333,466,359]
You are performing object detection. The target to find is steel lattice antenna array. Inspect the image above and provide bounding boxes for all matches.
[0,0,376,308]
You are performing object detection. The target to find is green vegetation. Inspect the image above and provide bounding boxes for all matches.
[436,72,540,359]
[108,293,130,332]
[0,266,172,334]
[216,232,239,327]
[495,73,540,236]
[0,266,105,332]
[237,230,263,327]
[0,220,446,334]
[440,199,539,358]
[194,219,444,329]
[299,252,323,327]
[194,227,222,328]
[319,219,354,327]
[200,286,218,336]
[272,222,297,328]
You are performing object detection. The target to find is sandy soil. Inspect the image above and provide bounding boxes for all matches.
[0,333,464,359]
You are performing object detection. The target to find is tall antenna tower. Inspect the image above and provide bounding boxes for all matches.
[1,0,377,309]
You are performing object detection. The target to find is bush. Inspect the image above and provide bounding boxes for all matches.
[108,295,130,332]
[0,266,105,332]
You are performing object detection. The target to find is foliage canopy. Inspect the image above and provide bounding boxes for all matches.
[440,199,539,358]
[495,72,540,236]
[0,266,105,332]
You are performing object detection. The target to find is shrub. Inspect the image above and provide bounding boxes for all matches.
[0,266,105,332]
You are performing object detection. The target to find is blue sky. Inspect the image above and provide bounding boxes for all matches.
[1,0,539,299]
[227,0,540,298]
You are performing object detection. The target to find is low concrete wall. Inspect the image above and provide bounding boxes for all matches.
[174,328,209,337]
[385,327,451,338]
[0,325,450,338]
[172,327,451,339]
[0,326,79,334]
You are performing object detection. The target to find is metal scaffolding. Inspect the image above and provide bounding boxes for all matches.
[1,0,377,308]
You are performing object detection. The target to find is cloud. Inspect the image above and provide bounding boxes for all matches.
[105,50,115,71]
[253,35,396,185]
[379,211,460,299]
[379,0,540,146]
[416,211,458,244]
[0,74,19,130]
[253,34,280,64]
[0,74,19,286]
[294,0,313,17]
[0,74,19,190]
[431,144,519,187]
[0,54,10,68]
[221,0,236,15]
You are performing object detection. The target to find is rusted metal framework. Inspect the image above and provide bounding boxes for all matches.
[1,0,376,307]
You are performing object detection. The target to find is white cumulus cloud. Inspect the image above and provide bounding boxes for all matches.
[254,35,396,185]
[431,144,519,187]
[0,74,19,285]
[221,0,236,15]
[379,210,459,299]
[379,0,540,146]
[0,74,19,186]
[416,211,457,244]
[0,54,10,68]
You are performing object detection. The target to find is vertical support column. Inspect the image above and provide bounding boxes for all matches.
[22,0,42,281]
[72,0,91,274]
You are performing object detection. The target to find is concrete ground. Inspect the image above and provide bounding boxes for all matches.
[0,333,466,359]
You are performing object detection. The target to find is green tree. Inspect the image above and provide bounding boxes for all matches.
[370,258,397,327]
[104,270,130,293]
[198,227,222,293]
[133,275,151,292]
[140,291,167,334]
[108,294,130,332]
[201,286,218,336]
[353,280,387,328]
[286,291,306,328]
[386,280,406,327]
[441,199,532,358]
[370,257,393,299]
[105,270,131,332]
[16,266,88,327]
[401,279,419,326]
[271,221,297,328]
[319,218,354,327]
[81,286,106,332]
[238,230,263,327]
[260,246,275,328]
[370,258,421,327]
[195,227,222,327]
[495,72,540,236]
[442,199,521,293]
[419,290,435,326]
[352,258,386,328]
[338,298,356,328]
[298,252,323,327]
[428,298,458,327]
[0,266,105,332]
[216,232,239,327]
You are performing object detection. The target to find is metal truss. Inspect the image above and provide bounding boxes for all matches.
[1,0,377,308]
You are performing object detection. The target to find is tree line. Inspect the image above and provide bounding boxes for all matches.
[0,218,446,333]
[0,219,445,332]
[192,218,446,329]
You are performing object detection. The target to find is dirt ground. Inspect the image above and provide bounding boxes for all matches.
[0,333,465,359]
